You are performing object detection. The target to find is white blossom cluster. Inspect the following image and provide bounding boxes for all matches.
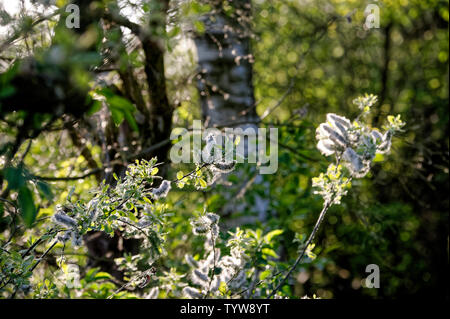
[316,112,397,178]
[53,204,82,247]
[313,94,405,204]
[150,180,171,199]
[50,158,172,261]
[202,132,237,184]
[182,213,251,298]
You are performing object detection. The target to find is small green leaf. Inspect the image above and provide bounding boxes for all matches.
[86,99,102,116]
[261,248,279,258]
[67,186,76,201]
[198,178,207,188]
[18,186,37,228]
[4,166,25,190]
[93,271,113,281]
[168,26,181,38]
[373,153,384,162]
[36,180,53,201]
[265,229,283,243]
[194,21,205,33]
[259,269,271,281]
[126,210,138,222]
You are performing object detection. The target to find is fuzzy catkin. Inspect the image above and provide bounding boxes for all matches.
[211,160,236,173]
[151,180,171,199]
[52,212,77,228]
[182,287,202,299]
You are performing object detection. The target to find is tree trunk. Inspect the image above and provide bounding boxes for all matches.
[194,0,270,224]
[194,0,259,129]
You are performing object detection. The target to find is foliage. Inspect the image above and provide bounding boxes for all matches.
[0,0,448,300]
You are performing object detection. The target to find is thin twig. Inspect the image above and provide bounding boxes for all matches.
[267,200,331,298]
[203,228,217,299]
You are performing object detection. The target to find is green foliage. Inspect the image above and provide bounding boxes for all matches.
[95,88,139,132]
[0,0,447,300]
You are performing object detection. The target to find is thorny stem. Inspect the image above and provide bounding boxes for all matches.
[267,200,331,299]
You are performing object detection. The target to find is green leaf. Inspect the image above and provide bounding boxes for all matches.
[0,85,15,98]
[194,21,205,33]
[36,180,53,201]
[373,153,384,162]
[259,269,271,281]
[168,26,181,38]
[198,178,207,188]
[18,186,37,228]
[265,229,284,243]
[122,108,139,132]
[93,271,113,281]
[126,210,138,222]
[86,99,102,116]
[97,88,139,132]
[261,248,279,258]
[4,166,25,190]
[109,106,124,126]
[67,186,76,201]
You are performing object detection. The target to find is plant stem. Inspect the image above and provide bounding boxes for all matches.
[267,200,330,298]
[203,228,217,299]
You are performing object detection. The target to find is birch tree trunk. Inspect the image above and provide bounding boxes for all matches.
[194,0,259,129]
[194,0,270,224]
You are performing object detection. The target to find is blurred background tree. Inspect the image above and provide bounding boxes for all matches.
[0,0,448,299]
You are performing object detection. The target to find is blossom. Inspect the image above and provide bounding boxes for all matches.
[56,230,72,243]
[205,212,220,224]
[377,130,392,154]
[192,269,209,284]
[185,254,199,268]
[315,114,352,156]
[353,93,378,111]
[342,147,364,173]
[52,206,77,228]
[150,180,171,199]
[71,232,83,247]
[211,160,236,173]
[182,287,203,299]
